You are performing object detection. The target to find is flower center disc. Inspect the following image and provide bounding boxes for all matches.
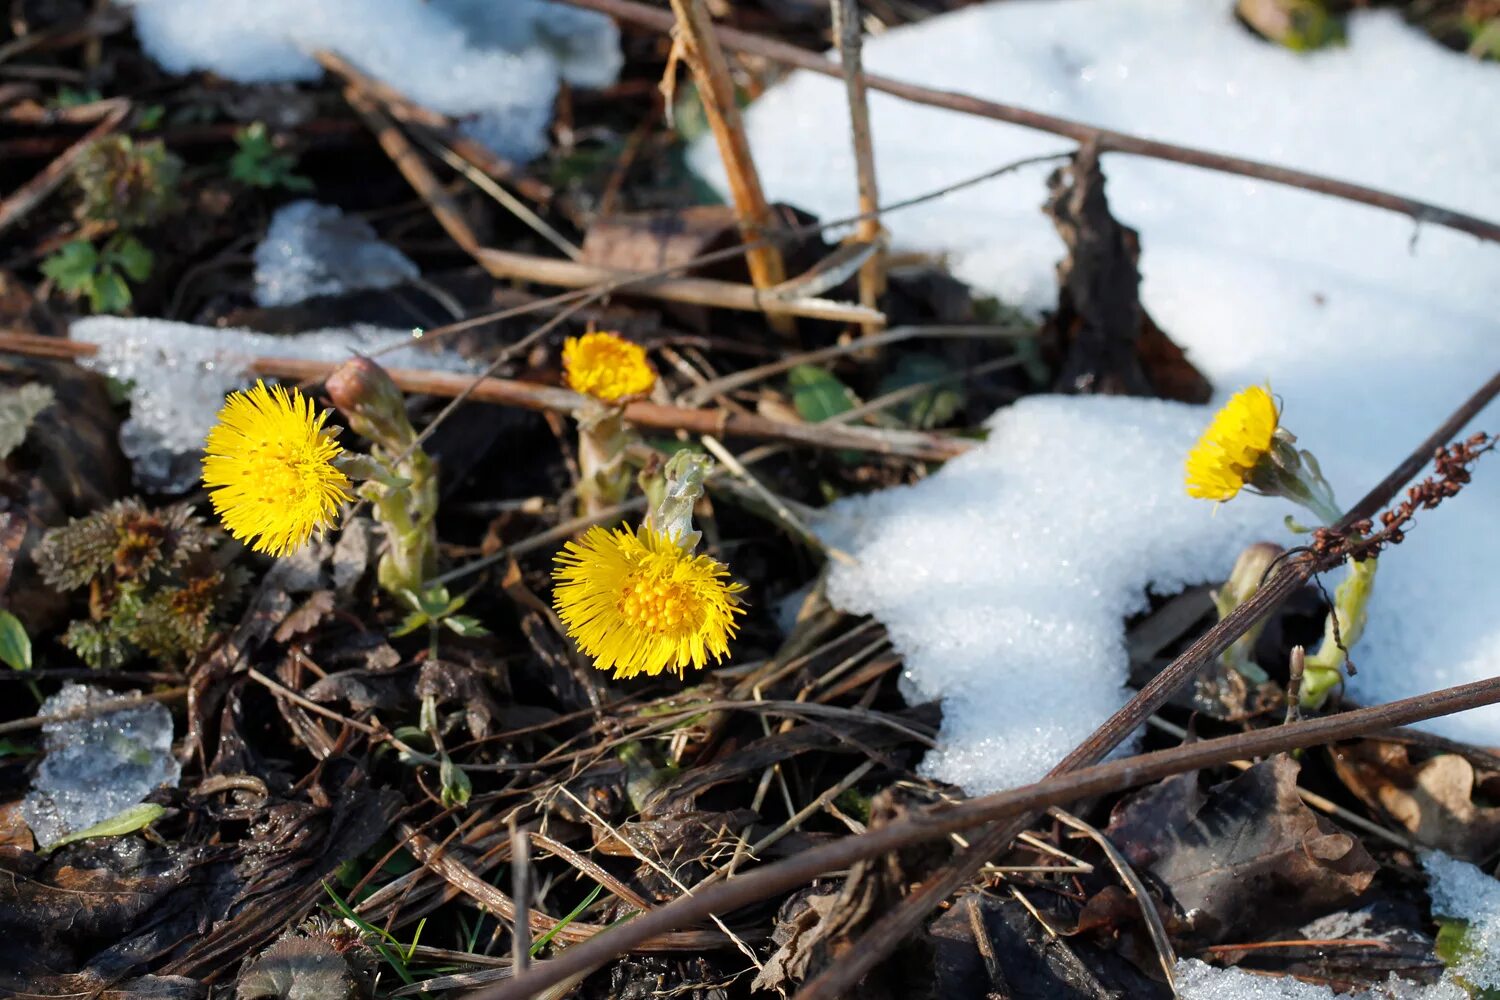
[618,571,701,637]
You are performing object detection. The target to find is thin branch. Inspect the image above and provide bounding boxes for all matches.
[830,0,885,335]
[668,0,795,338]
[558,0,1500,244]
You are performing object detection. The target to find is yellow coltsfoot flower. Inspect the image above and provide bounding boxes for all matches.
[563,332,656,403]
[202,380,352,557]
[1184,383,1341,524]
[1185,385,1280,501]
[553,524,745,679]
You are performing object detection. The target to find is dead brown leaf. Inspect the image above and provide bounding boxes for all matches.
[1330,741,1500,862]
[1106,755,1376,943]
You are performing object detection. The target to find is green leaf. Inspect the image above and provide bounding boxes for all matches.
[442,614,489,637]
[0,609,31,672]
[0,738,37,758]
[39,240,100,293]
[1435,919,1500,998]
[46,803,165,852]
[137,104,166,130]
[531,883,605,957]
[788,364,859,423]
[53,86,103,108]
[439,753,471,809]
[87,269,132,314]
[107,234,154,282]
[390,610,428,638]
[231,122,312,191]
[876,353,966,429]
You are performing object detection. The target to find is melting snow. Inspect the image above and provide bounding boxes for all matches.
[124,0,620,162]
[254,200,420,308]
[21,684,180,851]
[693,0,1500,792]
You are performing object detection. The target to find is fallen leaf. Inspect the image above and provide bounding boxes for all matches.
[1106,755,1376,943]
[1330,741,1500,862]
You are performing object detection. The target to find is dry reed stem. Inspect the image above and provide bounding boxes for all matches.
[830,0,886,335]
[667,0,796,338]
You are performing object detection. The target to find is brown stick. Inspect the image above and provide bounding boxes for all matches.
[787,369,1500,1000]
[465,671,1500,1000]
[0,97,129,236]
[0,332,965,461]
[668,0,795,338]
[830,0,885,335]
[559,0,1500,245]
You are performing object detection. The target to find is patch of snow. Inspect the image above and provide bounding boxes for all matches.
[73,317,475,492]
[21,684,180,851]
[254,200,420,308]
[1424,852,1500,991]
[1174,960,1468,1000]
[693,0,1500,792]
[124,0,621,162]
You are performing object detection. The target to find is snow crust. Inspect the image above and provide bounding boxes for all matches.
[254,200,419,308]
[1425,852,1500,991]
[73,318,474,492]
[21,684,179,851]
[693,0,1500,793]
[1174,960,1467,1000]
[125,0,621,162]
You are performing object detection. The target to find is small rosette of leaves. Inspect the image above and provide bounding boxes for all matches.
[35,499,244,669]
[73,135,183,229]
[40,234,153,314]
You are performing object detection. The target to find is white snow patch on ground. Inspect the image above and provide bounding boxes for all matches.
[1424,852,1500,991]
[693,0,1500,793]
[125,0,620,162]
[254,200,420,307]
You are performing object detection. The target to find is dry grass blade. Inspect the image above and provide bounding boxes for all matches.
[830,0,886,335]
[667,0,794,338]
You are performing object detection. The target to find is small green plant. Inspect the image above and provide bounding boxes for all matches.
[0,608,31,673]
[50,86,103,109]
[35,499,244,669]
[231,122,313,191]
[73,135,183,229]
[39,234,153,313]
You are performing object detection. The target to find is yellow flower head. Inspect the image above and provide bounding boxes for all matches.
[1185,385,1280,502]
[202,380,353,556]
[563,332,656,403]
[553,525,746,679]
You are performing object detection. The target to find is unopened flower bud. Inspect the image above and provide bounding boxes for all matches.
[326,356,415,450]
